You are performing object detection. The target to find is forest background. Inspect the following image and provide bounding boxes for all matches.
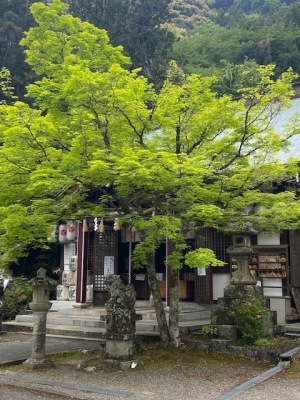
[1,0,300,99]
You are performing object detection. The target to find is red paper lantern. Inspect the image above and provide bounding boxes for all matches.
[59,224,67,243]
[67,221,76,241]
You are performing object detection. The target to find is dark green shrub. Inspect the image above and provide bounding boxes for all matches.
[2,277,32,320]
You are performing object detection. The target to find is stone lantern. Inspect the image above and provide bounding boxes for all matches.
[227,233,256,286]
[221,232,261,304]
[211,231,274,341]
[23,268,57,370]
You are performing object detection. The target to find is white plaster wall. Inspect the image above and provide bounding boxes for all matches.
[262,277,283,297]
[269,297,291,324]
[257,232,280,245]
[213,273,231,301]
[275,97,300,159]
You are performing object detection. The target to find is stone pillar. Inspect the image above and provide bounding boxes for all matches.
[104,275,141,369]
[0,304,6,335]
[23,268,57,370]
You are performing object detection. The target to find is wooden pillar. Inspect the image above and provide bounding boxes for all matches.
[289,230,300,288]
[75,220,88,306]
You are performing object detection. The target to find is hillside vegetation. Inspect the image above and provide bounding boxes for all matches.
[0,0,299,95]
[171,0,300,81]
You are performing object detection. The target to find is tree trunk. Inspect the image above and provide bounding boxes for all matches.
[146,253,170,345]
[168,268,180,347]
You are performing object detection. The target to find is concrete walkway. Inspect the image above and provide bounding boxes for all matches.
[1,301,300,399]
[0,332,299,400]
[0,299,214,366]
[1,332,300,400]
[0,332,101,366]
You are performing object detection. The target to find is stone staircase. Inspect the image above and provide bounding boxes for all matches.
[284,322,300,338]
[2,301,213,340]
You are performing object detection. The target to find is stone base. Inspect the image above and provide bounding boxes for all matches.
[212,339,231,352]
[223,283,262,303]
[212,325,237,341]
[105,338,134,360]
[103,359,137,370]
[93,289,110,307]
[211,307,235,325]
[212,283,264,326]
[23,357,54,370]
[72,302,91,309]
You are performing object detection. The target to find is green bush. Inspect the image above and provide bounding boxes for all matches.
[200,325,218,339]
[230,296,270,345]
[2,277,32,320]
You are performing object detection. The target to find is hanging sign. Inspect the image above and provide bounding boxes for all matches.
[197,267,206,276]
[104,256,114,276]
[94,217,98,232]
[64,242,76,270]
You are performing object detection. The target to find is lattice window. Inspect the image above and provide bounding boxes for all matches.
[93,227,118,288]
[211,229,232,266]
[88,232,94,271]
[195,227,208,248]
[194,228,212,302]
[94,275,107,289]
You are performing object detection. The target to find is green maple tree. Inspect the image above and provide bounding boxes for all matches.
[0,0,300,345]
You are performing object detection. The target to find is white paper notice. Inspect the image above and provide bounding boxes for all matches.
[104,256,115,276]
[197,267,206,276]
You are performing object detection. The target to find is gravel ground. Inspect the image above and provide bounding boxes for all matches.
[0,333,300,400]
[234,377,300,400]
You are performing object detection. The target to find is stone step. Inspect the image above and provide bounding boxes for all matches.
[135,309,211,321]
[282,322,300,337]
[2,320,107,339]
[46,324,107,339]
[136,318,211,333]
[2,318,211,338]
[285,333,300,338]
[2,300,213,339]
[15,314,106,329]
[178,319,212,334]
[14,309,211,328]
[135,319,160,332]
[47,308,107,317]
[284,323,300,332]
[2,321,34,333]
[178,310,212,321]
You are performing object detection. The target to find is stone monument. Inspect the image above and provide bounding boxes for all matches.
[23,268,57,369]
[104,275,141,369]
